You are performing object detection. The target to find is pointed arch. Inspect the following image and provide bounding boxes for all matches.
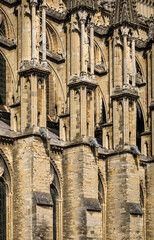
[98,169,106,240]
[50,158,63,240]
[0,6,16,39]
[0,49,16,105]
[135,56,145,84]
[46,20,65,55]
[47,62,66,120]
[0,149,12,240]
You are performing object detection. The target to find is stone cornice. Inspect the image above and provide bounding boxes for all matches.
[68,74,98,89]
[47,7,67,21]
[94,25,109,36]
[111,86,139,101]
[46,50,65,63]
[18,60,50,77]
[0,135,14,145]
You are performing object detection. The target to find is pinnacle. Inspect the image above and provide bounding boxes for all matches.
[110,0,138,28]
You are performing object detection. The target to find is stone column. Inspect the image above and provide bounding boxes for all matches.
[41,0,47,62]
[41,78,46,127]
[30,0,37,60]
[70,89,75,140]
[123,97,129,144]
[109,37,113,119]
[90,20,94,75]
[80,18,86,73]
[90,90,94,137]
[132,38,136,87]
[79,11,87,74]
[31,74,37,126]
[80,86,87,137]
[123,33,128,85]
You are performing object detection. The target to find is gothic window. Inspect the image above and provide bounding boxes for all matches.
[0,180,6,240]
[98,175,106,239]
[50,185,58,240]
[50,163,61,240]
[136,102,144,152]
[0,53,6,105]
[102,100,106,124]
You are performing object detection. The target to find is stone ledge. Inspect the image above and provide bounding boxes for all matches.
[34,192,53,206]
[128,202,143,216]
[84,198,101,212]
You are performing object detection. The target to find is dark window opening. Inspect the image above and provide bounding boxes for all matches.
[0,53,6,105]
[0,180,6,240]
[50,185,58,240]
[102,100,106,124]
[136,102,144,152]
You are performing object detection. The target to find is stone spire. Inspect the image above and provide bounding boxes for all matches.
[67,0,97,12]
[110,0,138,28]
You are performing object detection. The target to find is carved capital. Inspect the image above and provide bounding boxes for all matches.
[78,10,88,23]
[121,26,129,37]
[30,0,37,7]
[40,0,47,9]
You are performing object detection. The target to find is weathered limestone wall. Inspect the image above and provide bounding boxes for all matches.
[13,135,52,240]
[107,153,143,240]
[63,144,101,240]
[146,162,154,240]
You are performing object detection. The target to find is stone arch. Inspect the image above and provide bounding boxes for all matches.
[87,36,107,74]
[95,86,107,124]
[0,149,12,240]
[46,21,64,55]
[47,62,66,121]
[0,149,13,184]
[50,158,63,240]
[0,6,16,39]
[135,56,145,84]
[98,169,106,240]
[0,49,16,106]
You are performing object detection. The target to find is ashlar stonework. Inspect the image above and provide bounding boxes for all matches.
[0,0,154,239]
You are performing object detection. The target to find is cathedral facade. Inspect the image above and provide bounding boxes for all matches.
[0,0,154,239]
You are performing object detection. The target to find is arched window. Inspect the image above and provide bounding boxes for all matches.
[0,53,6,105]
[98,175,106,240]
[0,180,6,240]
[50,163,62,240]
[136,102,144,152]
[102,100,106,124]
[50,185,58,240]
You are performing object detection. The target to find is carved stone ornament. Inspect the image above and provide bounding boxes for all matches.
[0,160,4,177]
